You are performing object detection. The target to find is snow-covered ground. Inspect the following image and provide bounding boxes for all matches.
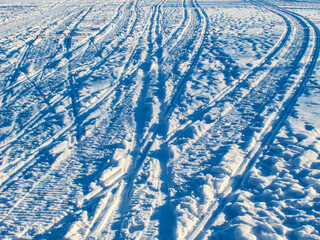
[0,0,319,239]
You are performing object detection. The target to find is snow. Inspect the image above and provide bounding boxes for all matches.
[0,0,320,239]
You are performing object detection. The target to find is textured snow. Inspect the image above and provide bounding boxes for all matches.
[0,0,320,239]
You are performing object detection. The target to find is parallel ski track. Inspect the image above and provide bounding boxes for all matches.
[0,8,94,148]
[134,0,208,161]
[114,0,169,237]
[165,0,209,117]
[0,2,79,87]
[28,0,206,237]
[164,7,293,143]
[43,2,162,235]
[0,0,180,237]
[1,0,316,239]
[0,0,193,199]
[114,0,209,238]
[187,2,319,239]
[155,0,189,55]
[25,1,177,236]
[0,0,137,152]
[1,0,129,95]
[0,0,139,193]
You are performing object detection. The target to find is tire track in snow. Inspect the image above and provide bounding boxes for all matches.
[184,2,319,239]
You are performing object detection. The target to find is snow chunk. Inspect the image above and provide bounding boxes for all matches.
[297,149,318,168]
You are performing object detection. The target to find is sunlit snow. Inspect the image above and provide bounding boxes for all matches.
[0,0,319,239]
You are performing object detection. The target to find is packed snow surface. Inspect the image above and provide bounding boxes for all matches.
[0,0,319,239]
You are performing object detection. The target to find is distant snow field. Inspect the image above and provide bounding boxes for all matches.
[0,0,319,239]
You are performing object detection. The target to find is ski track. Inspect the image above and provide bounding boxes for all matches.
[163,0,299,139]
[0,0,142,178]
[162,5,295,159]
[0,0,138,153]
[0,3,76,85]
[113,0,171,238]
[0,0,319,239]
[0,0,127,94]
[0,8,103,189]
[0,6,89,91]
[0,0,144,235]
[115,0,210,238]
[0,0,131,106]
[0,0,185,237]
[183,1,320,239]
[0,0,185,196]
